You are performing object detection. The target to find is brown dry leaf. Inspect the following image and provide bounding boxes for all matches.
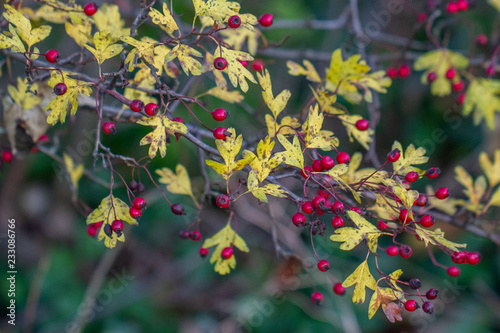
[382,302,403,323]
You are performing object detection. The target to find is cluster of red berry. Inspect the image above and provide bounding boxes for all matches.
[446,0,469,14]
[386,65,411,79]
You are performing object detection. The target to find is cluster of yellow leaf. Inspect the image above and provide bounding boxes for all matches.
[137,115,188,159]
[86,195,138,249]
[463,78,500,130]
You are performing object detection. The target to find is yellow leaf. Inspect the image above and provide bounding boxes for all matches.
[415,225,467,252]
[463,78,500,130]
[265,114,300,138]
[339,114,374,150]
[330,211,382,253]
[391,140,428,176]
[7,77,41,110]
[247,169,287,203]
[302,104,339,150]
[488,186,500,206]
[84,31,122,65]
[92,4,129,41]
[479,150,500,187]
[368,286,404,320]
[276,134,304,170]
[392,185,419,214]
[220,24,260,55]
[199,86,244,103]
[245,136,285,182]
[313,90,344,115]
[120,36,155,64]
[368,193,398,221]
[489,0,500,12]
[287,60,321,82]
[455,166,487,214]
[3,4,51,49]
[86,195,138,249]
[165,43,203,76]
[257,69,291,119]
[137,115,187,159]
[35,5,70,24]
[342,259,377,304]
[193,0,240,25]
[202,222,249,275]
[63,153,84,191]
[341,152,376,184]
[65,13,92,47]
[149,2,180,37]
[214,46,256,92]
[156,164,195,200]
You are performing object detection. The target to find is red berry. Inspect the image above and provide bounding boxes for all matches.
[317,259,330,272]
[447,266,460,277]
[301,166,313,179]
[239,60,248,67]
[350,207,362,214]
[399,209,412,223]
[45,49,60,63]
[216,194,230,209]
[292,212,306,227]
[171,203,185,215]
[386,67,397,79]
[420,215,435,228]
[331,201,344,214]
[399,245,413,259]
[311,291,323,305]
[173,117,185,123]
[452,80,464,91]
[404,300,418,312]
[476,34,488,47]
[435,187,449,199]
[415,194,428,207]
[331,216,344,229]
[426,288,439,300]
[447,2,458,14]
[258,13,273,27]
[179,231,190,239]
[145,103,159,116]
[377,221,389,231]
[333,283,345,295]
[312,196,325,209]
[111,219,123,232]
[212,108,228,121]
[1,150,13,163]
[445,68,456,80]
[221,247,234,259]
[199,247,209,258]
[130,99,144,112]
[422,301,434,314]
[467,252,480,265]
[228,15,241,28]
[252,59,265,71]
[302,201,314,214]
[86,222,102,237]
[336,152,350,164]
[451,251,467,264]
[53,82,67,95]
[320,156,334,170]
[83,2,98,16]
[405,171,419,183]
[457,0,468,11]
[486,66,496,76]
[213,127,227,140]
[101,121,116,135]
[213,57,228,70]
[398,65,410,78]
[355,119,369,131]
[386,245,399,256]
[426,167,441,179]
[417,12,427,22]
[427,72,437,82]
[190,231,201,241]
[457,93,465,105]
[133,197,147,210]
[311,159,323,172]
[387,149,401,162]
[129,207,141,219]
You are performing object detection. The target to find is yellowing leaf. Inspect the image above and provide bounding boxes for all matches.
[314,90,344,115]
[120,36,155,64]
[206,128,254,181]
[3,4,51,49]
[480,150,500,187]
[137,115,187,159]
[94,4,129,41]
[63,153,84,191]
[86,195,138,249]
[302,104,339,150]
[244,136,285,182]
[202,222,249,275]
[34,4,70,24]
[257,69,291,119]
[455,166,487,214]
[392,185,419,213]
[463,78,500,130]
[156,164,198,205]
[391,141,428,176]
[415,225,467,252]
[489,0,500,12]
[220,24,260,55]
[7,77,41,110]
[341,152,376,184]
[247,169,287,203]
[339,114,374,150]
[276,134,304,170]
[265,114,300,138]
[368,287,404,320]
[198,86,244,103]
[165,43,203,76]
[414,49,469,96]
[287,60,321,82]
[214,46,256,92]
[342,259,377,304]
[488,186,500,207]
[193,0,240,25]
[65,13,92,47]
[149,2,180,37]
[0,24,25,52]
[84,31,122,65]
[368,193,398,221]
[330,211,382,253]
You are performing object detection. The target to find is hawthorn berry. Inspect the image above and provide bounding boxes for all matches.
[130,99,144,112]
[213,57,228,70]
[409,278,422,290]
[111,219,123,232]
[133,197,147,210]
[317,259,330,272]
[399,245,413,259]
[145,103,159,116]
[302,201,314,214]
[292,212,306,227]
[212,108,228,121]
[476,34,488,47]
[216,194,230,209]
[355,119,369,131]
[258,13,274,27]
[399,209,412,223]
[457,93,465,105]
[171,203,186,215]
[435,187,449,199]
[386,245,399,256]
[386,67,397,79]
[398,65,411,78]
[417,12,427,22]
[447,2,458,14]
[199,247,209,258]
[336,152,350,164]
[447,266,460,277]
[173,117,185,123]
[312,159,323,172]
[452,80,464,91]
[137,182,145,194]
[333,283,346,295]
[405,171,419,183]
[130,180,138,191]
[457,0,469,11]
[86,222,102,237]
[332,201,344,214]
[387,148,401,162]
[104,224,113,237]
[53,83,67,95]
[45,49,60,63]
[426,167,441,179]
[179,231,190,239]
[190,231,201,241]
[425,288,439,300]
[415,194,428,207]
[221,247,233,259]
[83,2,98,16]
[350,207,362,214]
[1,150,13,163]
[312,196,325,209]
[239,60,248,67]
[486,65,496,76]
[445,68,456,80]
[252,59,265,71]
[320,156,334,170]
[420,215,435,228]
[213,127,227,140]
[422,301,434,314]
[377,221,388,231]
[301,166,313,179]
[311,291,323,305]
[101,121,116,135]
[228,15,241,28]
[427,71,437,82]
[404,300,418,312]
[467,252,480,265]
[331,216,344,229]
[451,251,467,264]
[129,207,142,219]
